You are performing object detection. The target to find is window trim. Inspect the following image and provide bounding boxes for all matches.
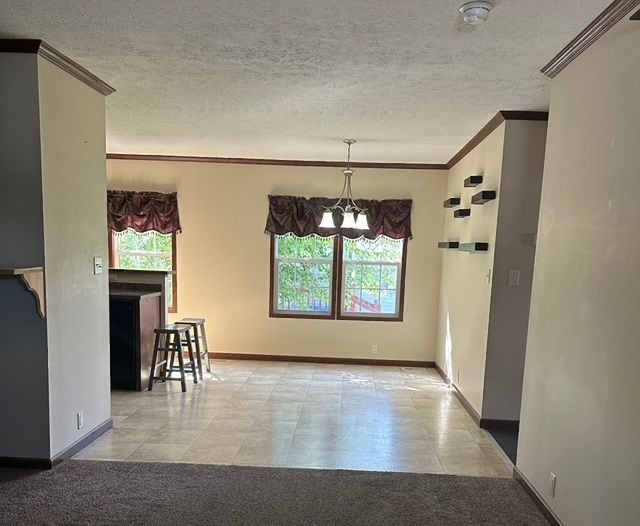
[268,233,407,322]
[109,229,178,314]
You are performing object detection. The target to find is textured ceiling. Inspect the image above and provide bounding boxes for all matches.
[0,0,608,163]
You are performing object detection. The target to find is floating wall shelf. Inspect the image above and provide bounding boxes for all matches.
[454,208,471,218]
[443,197,461,208]
[459,242,489,253]
[471,190,497,204]
[438,241,460,249]
[0,267,46,318]
[464,175,483,187]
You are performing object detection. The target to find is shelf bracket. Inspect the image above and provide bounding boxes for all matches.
[0,267,46,318]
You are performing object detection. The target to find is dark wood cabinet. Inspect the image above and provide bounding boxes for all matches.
[109,291,161,391]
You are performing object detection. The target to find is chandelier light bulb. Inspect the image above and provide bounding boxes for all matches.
[341,211,357,229]
[354,212,369,230]
[319,210,336,228]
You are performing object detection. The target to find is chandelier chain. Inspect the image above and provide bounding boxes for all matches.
[327,139,366,214]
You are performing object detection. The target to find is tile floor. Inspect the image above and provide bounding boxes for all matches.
[74,360,512,477]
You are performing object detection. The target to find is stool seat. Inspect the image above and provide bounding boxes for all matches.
[176,318,211,377]
[155,324,191,334]
[180,317,205,324]
[148,324,198,392]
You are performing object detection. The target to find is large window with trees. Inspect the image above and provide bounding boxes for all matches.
[270,233,407,321]
[271,234,337,317]
[340,236,405,319]
[110,229,177,312]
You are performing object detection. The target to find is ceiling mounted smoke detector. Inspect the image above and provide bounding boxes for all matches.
[459,1,494,26]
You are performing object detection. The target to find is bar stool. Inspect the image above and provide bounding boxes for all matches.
[149,324,198,392]
[176,318,211,379]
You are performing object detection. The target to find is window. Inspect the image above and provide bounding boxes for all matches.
[270,233,407,321]
[271,234,337,318]
[339,236,405,319]
[109,229,177,313]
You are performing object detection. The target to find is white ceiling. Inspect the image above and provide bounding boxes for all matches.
[0,0,608,163]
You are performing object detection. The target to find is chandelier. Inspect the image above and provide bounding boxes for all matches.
[319,139,369,230]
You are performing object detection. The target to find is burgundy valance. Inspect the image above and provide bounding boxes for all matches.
[107,190,181,235]
[265,195,412,240]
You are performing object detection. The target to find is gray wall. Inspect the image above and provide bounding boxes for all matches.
[0,280,50,458]
[482,120,547,420]
[0,53,51,459]
[0,53,44,265]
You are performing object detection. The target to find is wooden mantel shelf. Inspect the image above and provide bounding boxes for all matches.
[0,267,46,318]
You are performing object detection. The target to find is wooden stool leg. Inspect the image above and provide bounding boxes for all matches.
[192,325,204,380]
[186,329,198,384]
[160,333,169,380]
[148,332,161,391]
[168,340,176,378]
[175,332,187,392]
[200,323,211,372]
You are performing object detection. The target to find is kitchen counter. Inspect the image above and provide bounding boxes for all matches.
[109,289,162,299]
[109,289,162,391]
[109,269,170,327]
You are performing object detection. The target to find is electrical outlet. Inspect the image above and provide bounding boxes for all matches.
[371,344,378,354]
[508,269,521,287]
[93,256,103,275]
[548,472,557,498]
[77,411,84,430]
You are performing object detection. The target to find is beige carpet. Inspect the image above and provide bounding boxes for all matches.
[0,460,548,525]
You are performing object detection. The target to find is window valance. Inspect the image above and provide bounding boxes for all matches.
[107,190,181,235]
[265,195,412,240]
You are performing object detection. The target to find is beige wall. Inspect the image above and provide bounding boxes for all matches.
[39,57,111,456]
[435,119,547,421]
[518,15,640,526]
[435,124,504,414]
[107,161,446,362]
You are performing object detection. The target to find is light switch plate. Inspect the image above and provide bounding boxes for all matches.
[549,472,557,497]
[508,269,520,287]
[93,257,103,275]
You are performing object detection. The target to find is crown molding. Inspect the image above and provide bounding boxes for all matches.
[541,0,640,79]
[0,39,115,96]
[446,111,549,169]
[108,111,548,171]
[106,153,448,170]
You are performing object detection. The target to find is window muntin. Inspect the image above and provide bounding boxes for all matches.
[273,234,336,316]
[111,228,177,312]
[340,236,404,318]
